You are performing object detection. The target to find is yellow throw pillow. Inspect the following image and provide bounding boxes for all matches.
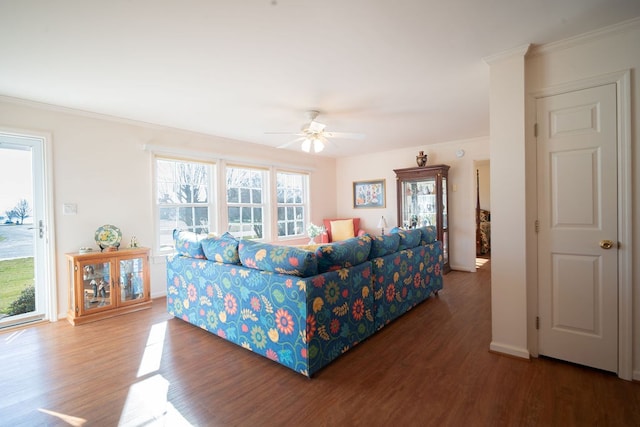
[330,219,355,242]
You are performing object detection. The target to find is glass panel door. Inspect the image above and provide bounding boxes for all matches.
[0,134,48,328]
[401,178,436,229]
[119,257,145,304]
[81,261,113,312]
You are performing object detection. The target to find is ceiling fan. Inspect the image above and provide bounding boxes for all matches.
[266,110,365,153]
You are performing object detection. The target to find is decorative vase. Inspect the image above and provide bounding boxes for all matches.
[416,151,427,167]
[308,237,316,245]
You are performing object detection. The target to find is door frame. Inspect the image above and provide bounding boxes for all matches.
[528,69,632,380]
[0,127,57,324]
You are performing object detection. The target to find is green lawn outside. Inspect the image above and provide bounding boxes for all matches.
[0,257,34,314]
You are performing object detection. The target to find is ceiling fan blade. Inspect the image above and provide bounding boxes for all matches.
[265,131,305,136]
[277,137,305,149]
[323,131,366,140]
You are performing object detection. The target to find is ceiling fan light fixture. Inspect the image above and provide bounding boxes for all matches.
[301,138,312,152]
[313,139,325,153]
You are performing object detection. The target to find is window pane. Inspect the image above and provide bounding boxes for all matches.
[241,206,252,222]
[228,206,240,223]
[194,207,209,233]
[227,187,238,203]
[275,171,308,238]
[253,207,262,222]
[156,158,214,252]
[252,189,261,204]
[240,188,250,204]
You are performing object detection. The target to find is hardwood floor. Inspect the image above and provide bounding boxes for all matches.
[1,260,638,426]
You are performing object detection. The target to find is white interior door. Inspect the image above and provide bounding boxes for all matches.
[0,133,50,327]
[536,84,618,373]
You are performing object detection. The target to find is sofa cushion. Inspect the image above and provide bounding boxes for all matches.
[419,226,438,245]
[392,228,422,250]
[369,233,400,258]
[173,229,206,259]
[238,240,318,277]
[201,232,240,264]
[330,219,355,241]
[315,234,372,273]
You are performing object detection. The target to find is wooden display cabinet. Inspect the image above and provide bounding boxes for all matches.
[66,247,152,325]
[394,164,450,273]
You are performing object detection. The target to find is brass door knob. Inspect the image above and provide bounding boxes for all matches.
[599,240,614,249]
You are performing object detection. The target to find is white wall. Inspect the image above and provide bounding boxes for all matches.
[0,98,337,319]
[486,18,640,379]
[486,45,530,359]
[524,19,640,380]
[336,137,490,272]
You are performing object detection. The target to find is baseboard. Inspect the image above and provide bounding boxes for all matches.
[489,341,530,360]
[450,264,476,272]
[151,291,167,299]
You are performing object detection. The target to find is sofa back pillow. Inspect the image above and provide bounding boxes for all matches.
[201,232,240,264]
[173,229,206,259]
[369,233,400,259]
[238,240,318,277]
[316,234,372,273]
[391,228,422,251]
[419,226,438,245]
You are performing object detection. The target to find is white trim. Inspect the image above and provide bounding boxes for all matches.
[489,341,530,360]
[529,17,640,57]
[530,69,633,381]
[483,44,531,64]
[143,143,315,173]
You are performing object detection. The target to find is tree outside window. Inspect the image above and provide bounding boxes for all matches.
[156,159,213,251]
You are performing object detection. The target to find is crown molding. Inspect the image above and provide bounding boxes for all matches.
[529,16,640,57]
[483,44,531,65]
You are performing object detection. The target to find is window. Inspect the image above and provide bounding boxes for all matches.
[226,166,267,240]
[276,172,308,238]
[156,158,214,251]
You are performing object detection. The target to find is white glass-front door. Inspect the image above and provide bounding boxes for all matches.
[0,132,51,328]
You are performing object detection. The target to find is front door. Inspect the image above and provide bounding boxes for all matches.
[0,133,49,328]
[536,84,618,372]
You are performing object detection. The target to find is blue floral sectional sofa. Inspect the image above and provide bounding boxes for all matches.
[166,226,443,377]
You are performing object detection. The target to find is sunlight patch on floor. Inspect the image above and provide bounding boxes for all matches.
[119,374,192,426]
[37,408,86,426]
[475,258,490,268]
[119,321,193,426]
[137,321,167,378]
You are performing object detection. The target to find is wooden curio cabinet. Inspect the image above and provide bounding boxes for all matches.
[66,247,152,325]
[394,164,450,273]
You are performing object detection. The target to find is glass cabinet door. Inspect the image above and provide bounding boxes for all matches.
[80,260,113,312]
[401,178,437,229]
[119,257,145,304]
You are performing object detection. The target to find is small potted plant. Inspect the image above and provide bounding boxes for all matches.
[307,222,324,244]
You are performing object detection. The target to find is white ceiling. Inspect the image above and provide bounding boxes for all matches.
[1,1,639,157]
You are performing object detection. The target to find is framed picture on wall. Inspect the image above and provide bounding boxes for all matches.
[353,179,386,209]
